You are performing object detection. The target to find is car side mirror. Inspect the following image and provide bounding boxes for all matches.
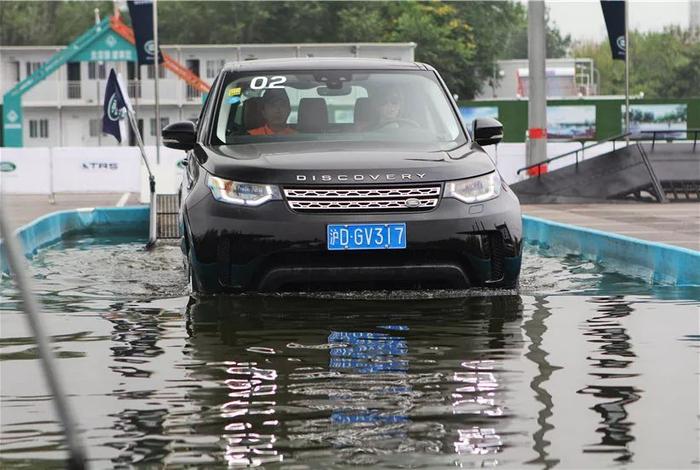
[163,121,196,151]
[472,117,503,146]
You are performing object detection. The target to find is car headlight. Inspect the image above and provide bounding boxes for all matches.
[207,174,281,206]
[445,171,501,203]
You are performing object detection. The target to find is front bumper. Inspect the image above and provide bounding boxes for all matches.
[183,184,523,293]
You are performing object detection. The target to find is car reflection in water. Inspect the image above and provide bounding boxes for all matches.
[184,293,524,467]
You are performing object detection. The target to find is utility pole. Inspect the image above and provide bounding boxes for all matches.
[527,0,548,173]
[95,8,101,147]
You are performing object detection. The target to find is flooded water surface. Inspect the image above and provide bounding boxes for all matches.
[1,238,698,468]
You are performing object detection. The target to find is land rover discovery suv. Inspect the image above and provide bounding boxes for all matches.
[163,58,522,293]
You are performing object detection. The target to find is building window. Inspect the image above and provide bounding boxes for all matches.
[10,61,20,82]
[88,62,107,79]
[29,119,49,138]
[206,59,225,78]
[150,117,170,136]
[25,61,43,77]
[146,64,166,79]
[89,119,102,137]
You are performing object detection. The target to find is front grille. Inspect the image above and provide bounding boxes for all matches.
[283,185,441,212]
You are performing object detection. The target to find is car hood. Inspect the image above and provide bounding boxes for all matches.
[196,141,496,185]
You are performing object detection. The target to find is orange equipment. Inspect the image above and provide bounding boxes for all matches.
[110,12,211,93]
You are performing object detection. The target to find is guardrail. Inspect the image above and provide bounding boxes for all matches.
[517,129,700,177]
[641,129,699,151]
[517,132,632,176]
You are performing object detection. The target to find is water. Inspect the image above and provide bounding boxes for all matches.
[1,238,698,469]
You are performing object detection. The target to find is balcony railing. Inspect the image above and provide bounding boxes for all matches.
[127,80,142,99]
[66,81,81,99]
[17,79,196,105]
[186,85,201,101]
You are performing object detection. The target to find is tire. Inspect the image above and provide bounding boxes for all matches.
[187,250,202,294]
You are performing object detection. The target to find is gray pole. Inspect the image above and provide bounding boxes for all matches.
[126,107,158,248]
[527,0,548,170]
[96,79,101,146]
[153,0,161,164]
[0,207,87,469]
[95,8,101,147]
[624,0,630,139]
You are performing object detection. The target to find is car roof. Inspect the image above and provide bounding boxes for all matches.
[223,57,431,73]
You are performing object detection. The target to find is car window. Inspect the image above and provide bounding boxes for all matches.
[212,70,465,149]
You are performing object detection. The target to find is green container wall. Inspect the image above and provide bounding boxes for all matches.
[458,98,700,142]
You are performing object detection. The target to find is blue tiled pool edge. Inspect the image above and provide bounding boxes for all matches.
[523,215,700,286]
[0,206,148,275]
[1,207,698,286]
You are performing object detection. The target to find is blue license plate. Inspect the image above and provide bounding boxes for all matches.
[327,223,406,250]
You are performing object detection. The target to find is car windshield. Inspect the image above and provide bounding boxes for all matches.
[212,70,466,149]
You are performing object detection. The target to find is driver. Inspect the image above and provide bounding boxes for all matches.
[248,88,296,136]
[377,90,402,127]
[353,89,404,132]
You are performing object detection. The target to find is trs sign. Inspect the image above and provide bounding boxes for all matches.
[82,162,118,170]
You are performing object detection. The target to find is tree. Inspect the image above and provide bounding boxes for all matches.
[572,27,700,98]
[1,1,573,99]
[498,4,572,59]
[0,1,114,46]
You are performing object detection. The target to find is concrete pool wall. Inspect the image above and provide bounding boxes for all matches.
[1,206,698,286]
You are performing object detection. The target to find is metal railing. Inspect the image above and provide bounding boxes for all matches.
[127,80,142,99]
[517,132,632,176]
[641,129,699,152]
[186,85,201,101]
[66,81,81,99]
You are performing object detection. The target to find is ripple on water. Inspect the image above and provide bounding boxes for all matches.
[0,239,698,468]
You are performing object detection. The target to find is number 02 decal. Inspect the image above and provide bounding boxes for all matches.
[250,76,287,90]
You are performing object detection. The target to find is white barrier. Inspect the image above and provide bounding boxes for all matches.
[486,141,617,184]
[1,147,52,194]
[1,142,622,195]
[139,146,188,203]
[0,146,181,196]
[51,147,142,193]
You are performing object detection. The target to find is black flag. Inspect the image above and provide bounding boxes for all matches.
[601,0,626,60]
[102,69,127,143]
[127,0,164,65]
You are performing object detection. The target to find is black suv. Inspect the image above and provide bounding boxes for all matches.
[163,58,522,293]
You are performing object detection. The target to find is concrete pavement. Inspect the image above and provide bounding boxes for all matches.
[1,192,141,228]
[523,203,700,251]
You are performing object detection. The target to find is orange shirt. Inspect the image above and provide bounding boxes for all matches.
[248,124,296,136]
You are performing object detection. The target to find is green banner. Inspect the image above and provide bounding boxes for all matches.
[73,31,135,62]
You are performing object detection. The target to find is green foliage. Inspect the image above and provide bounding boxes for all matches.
[498,5,572,60]
[0,0,570,99]
[573,27,700,99]
[0,1,113,45]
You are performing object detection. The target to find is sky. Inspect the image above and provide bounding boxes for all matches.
[541,0,692,42]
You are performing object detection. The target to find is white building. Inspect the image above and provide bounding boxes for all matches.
[1,43,415,147]
[476,58,598,100]
[691,1,700,31]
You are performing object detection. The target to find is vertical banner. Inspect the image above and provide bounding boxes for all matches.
[601,0,626,60]
[127,0,164,65]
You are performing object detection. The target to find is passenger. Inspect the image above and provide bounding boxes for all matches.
[248,89,296,136]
